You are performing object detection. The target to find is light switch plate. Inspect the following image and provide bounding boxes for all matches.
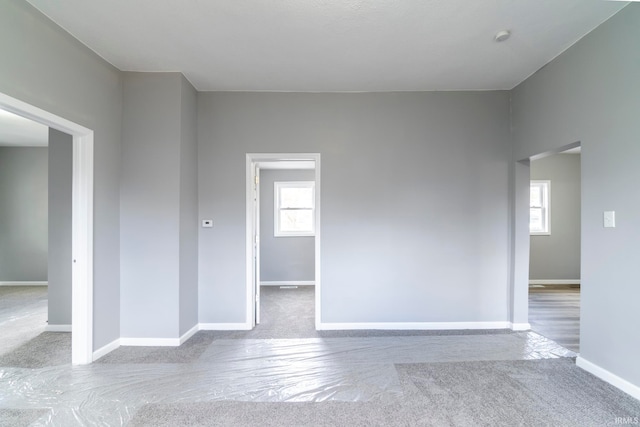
[202,219,213,228]
[603,211,615,228]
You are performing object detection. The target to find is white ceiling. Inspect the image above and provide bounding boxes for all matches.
[0,109,49,147]
[26,0,627,92]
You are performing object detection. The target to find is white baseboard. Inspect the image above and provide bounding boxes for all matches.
[529,279,581,285]
[45,324,72,332]
[510,322,531,331]
[260,281,315,287]
[117,322,251,348]
[93,338,120,361]
[179,324,199,345]
[0,281,48,286]
[316,321,512,331]
[198,322,252,331]
[577,356,640,401]
[120,337,181,346]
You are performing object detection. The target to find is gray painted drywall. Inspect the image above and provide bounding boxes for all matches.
[529,154,581,281]
[0,147,48,281]
[179,75,199,336]
[121,72,198,339]
[198,91,511,324]
[259,169,315,282]
[47,128,73,326]
[512,4,640,388]
[0,1,122,350]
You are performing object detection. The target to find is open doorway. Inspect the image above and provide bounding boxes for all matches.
[0,112,49,358]
[0,93,94,364]
[0,114,73,364]
[246,154,321,335]
[528,146,581,352]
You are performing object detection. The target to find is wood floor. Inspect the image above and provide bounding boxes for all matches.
[528,285,580,353]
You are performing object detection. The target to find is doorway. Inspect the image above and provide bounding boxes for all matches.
[527,146,581,352]
[0,92,94,364]
[246,153,321,331]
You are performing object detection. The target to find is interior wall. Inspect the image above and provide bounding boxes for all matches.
[529,153,581,281]
[259,169,315,282]
[48,128,73,326]
[121,72,199,340]
[0,1,123,350]
[178,75,199,336]
[198,91,511,325]
[0,147,48,281]
[512,4,640,389]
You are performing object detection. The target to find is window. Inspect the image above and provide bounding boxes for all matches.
[530,180,550,235]
[274,181,315,236]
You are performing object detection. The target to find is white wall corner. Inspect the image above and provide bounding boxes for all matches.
[198,322,252,331]
[510,322,531,331]
[92,338,120,361]
[179,324,199,345]
[45,324,72,332]
[576,356,640,401]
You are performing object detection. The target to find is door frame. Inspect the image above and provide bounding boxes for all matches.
[0,92,94,365]
[245,153,321,328]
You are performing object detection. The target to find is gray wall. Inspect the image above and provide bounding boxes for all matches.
[179,76,199,336]
[198,91,511,324]
[529,154,581,281]
[512,4,640,389]
[48,128,73,326]
[259,169,315,282]
[0,147,48,281]
[0,1,123,350]
[120,72,198,339]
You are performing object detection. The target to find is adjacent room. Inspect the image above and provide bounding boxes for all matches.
[1,1,639,425]
[0,109,73,367]
[528,148,582,352]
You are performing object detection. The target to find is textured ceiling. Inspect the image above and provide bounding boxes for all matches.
[26,0,627,92]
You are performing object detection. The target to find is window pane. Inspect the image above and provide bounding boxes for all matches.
[530,208,543,231]
[530,185,542,207]
[280,209,313,232]
[280,187,313,209]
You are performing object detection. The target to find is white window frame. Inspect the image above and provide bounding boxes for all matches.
[530,180,551,235]
[274,181,315,237]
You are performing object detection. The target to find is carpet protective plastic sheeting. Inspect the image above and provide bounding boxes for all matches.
[0,332,575,426]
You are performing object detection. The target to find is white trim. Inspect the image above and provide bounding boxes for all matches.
[179,324,199,345]
[120,337,182,347]
[577,356,640,401]
[72,132,94,364]
[510,322,531,331]
[261,281,315,287]
[0,92,94,366]
[317,321,512,331]
[198,322,252,331]
[0,281,48,286]
[529,279,581,285]
[92,338,120,361]
[45,324,72,332]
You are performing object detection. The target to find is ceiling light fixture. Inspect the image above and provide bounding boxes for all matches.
[494,30,511,42]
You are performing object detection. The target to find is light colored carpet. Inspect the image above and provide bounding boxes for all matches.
[128,358,640,427]
[0,286,48,357]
